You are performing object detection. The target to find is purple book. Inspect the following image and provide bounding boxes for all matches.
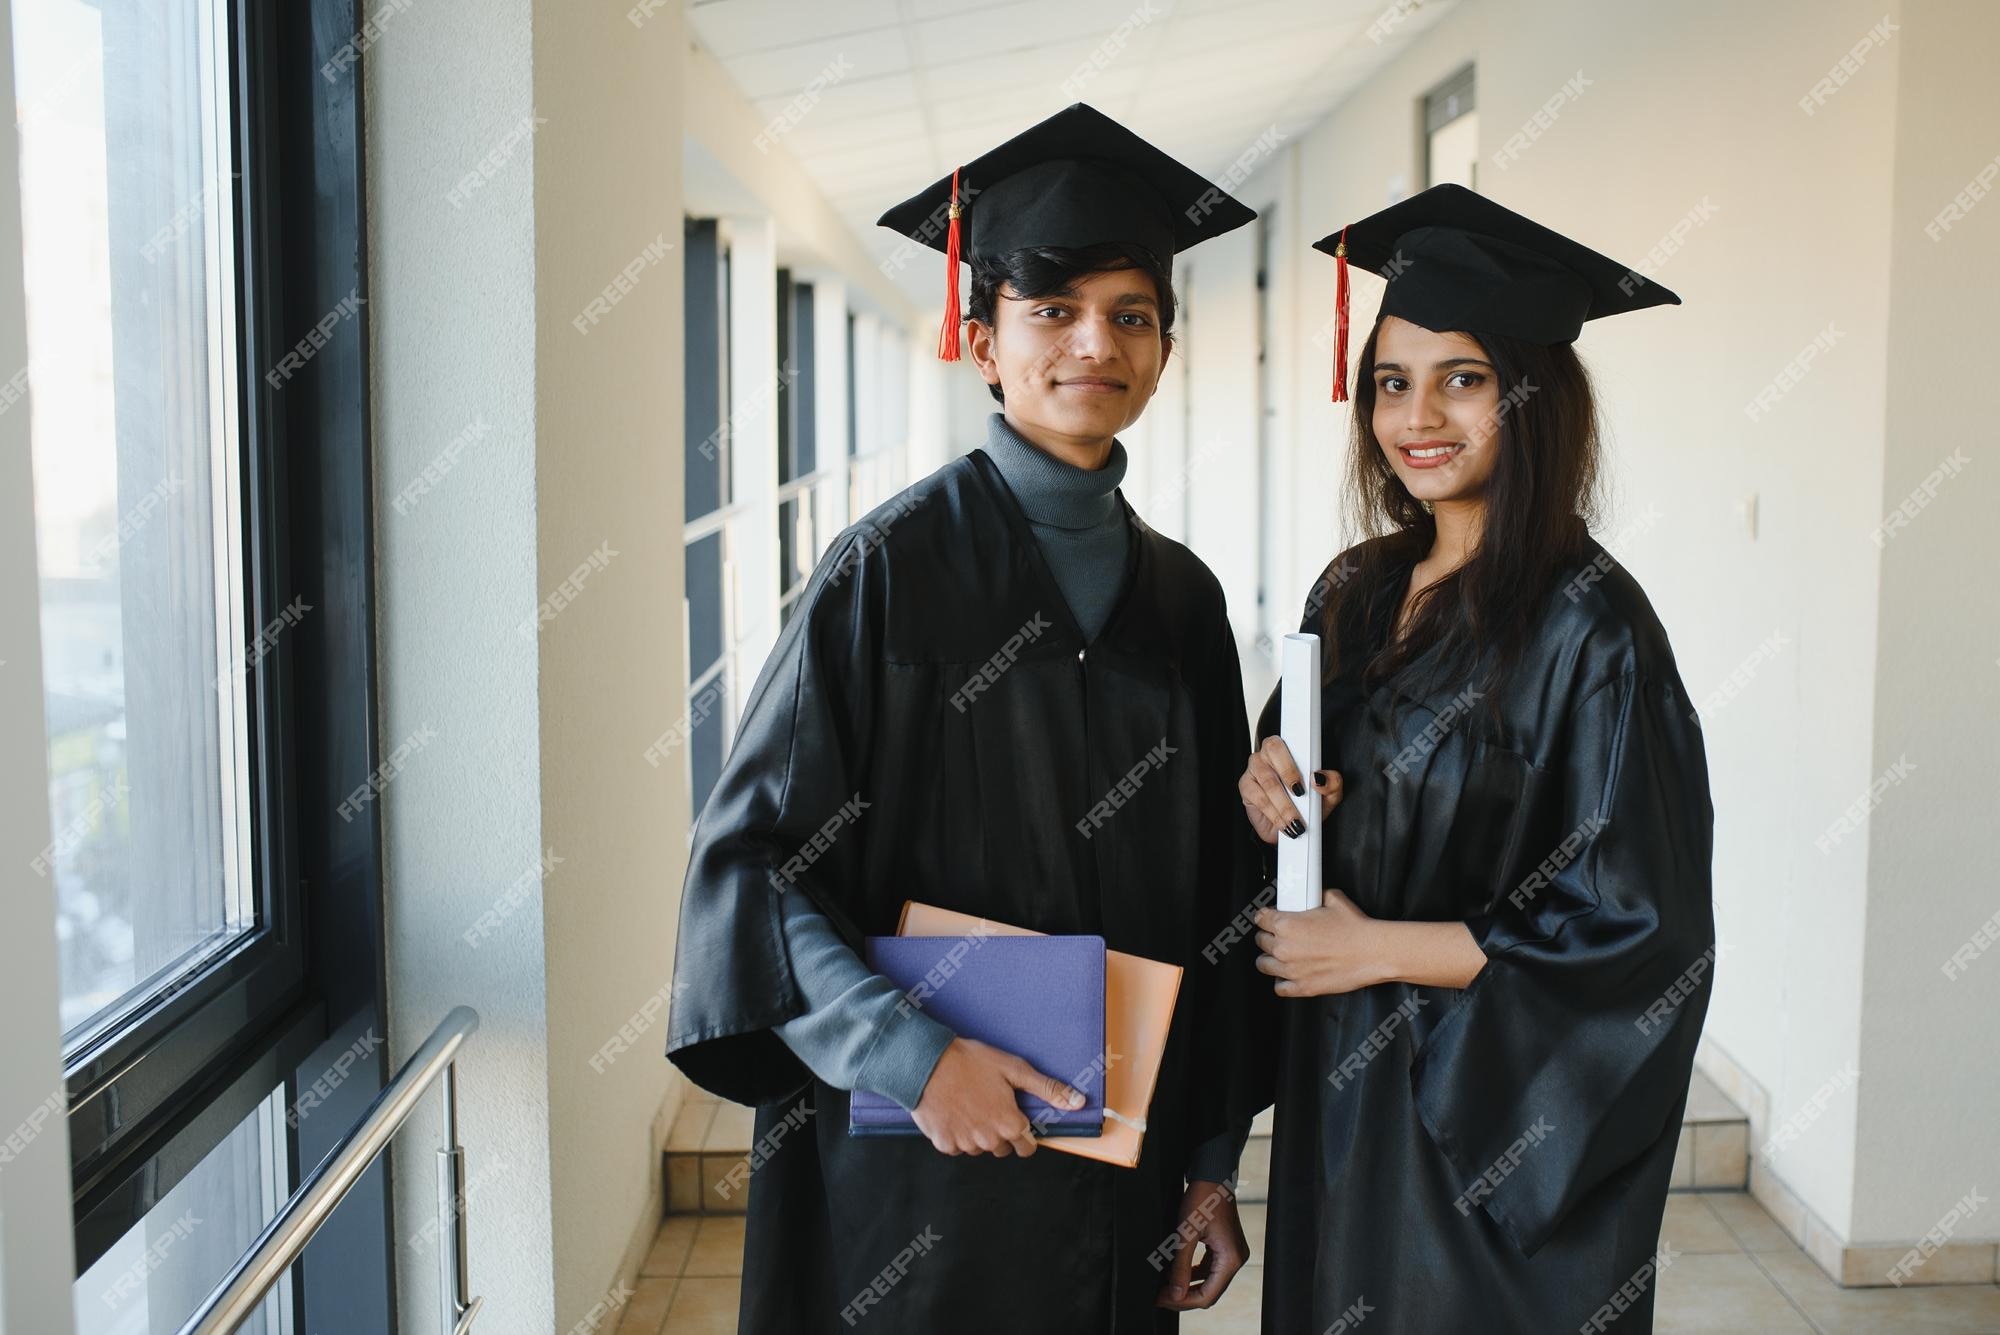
[848,934,1106,1137]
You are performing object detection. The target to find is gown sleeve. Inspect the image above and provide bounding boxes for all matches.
[772,888,957,1109]
[1408,668,1716,1257]
[664,528,886,1106]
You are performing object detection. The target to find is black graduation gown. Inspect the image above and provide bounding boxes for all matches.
[1250,536,1716,1335]
[665,447,1264,1335]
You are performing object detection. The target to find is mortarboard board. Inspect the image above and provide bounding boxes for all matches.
[877,103,1257,361]
[1313,183,1681,402]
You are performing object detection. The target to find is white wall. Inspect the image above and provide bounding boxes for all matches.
[1119,306,1191,546]
[369,3,551,1324]
[1179,221,1265,648]
[368,0,686,1328]
[1188,0,1960,1247]
[1856,0,2000,1245]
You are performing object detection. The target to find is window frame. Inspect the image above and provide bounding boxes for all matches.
[57,1,393,1315]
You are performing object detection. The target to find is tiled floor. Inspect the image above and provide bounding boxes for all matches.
[665,1070,1758,1219]
[618,1191,2000,1334]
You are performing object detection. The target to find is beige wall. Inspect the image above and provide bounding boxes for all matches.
[533,0,689,1321]
[369,1,687,1327]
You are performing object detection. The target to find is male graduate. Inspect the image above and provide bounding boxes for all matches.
[664,104,1266,1333]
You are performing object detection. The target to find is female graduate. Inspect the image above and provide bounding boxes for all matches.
[1235,183,1717,1334]
[667,104,1269,1333]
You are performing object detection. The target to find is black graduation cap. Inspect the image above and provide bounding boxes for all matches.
[877,103,1257,361]
[1312,183,1681,401]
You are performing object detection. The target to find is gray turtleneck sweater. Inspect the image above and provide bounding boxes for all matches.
[770,414,1243,1184]
[979,411,1132,638]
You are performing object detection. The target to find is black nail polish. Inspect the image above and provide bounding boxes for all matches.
[1291,781,1305,796]
[1286,820,1305,838]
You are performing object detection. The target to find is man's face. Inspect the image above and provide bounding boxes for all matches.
[966,266,1168,446]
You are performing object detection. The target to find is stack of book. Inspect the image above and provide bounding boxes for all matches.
[846,902,1183,1168]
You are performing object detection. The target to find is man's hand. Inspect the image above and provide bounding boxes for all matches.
[909,1037,1087,1157]
[1156,1179,1250,1310]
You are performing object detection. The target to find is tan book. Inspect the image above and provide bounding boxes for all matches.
[896,900,1183,1169]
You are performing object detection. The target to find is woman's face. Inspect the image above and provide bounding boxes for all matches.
[966,266,1167,446]
[1369,315,1504,504]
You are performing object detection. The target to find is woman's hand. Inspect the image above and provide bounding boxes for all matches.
[1252,888,1387,997]
[1239,736,1342,844]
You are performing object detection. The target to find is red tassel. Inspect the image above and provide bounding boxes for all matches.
[1331,225,1351,403]
[937,167,964,362]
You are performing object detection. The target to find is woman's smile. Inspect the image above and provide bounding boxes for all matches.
[1397,439,1465,468]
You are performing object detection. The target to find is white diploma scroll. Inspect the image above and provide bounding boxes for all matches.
[1276,633,1322,912]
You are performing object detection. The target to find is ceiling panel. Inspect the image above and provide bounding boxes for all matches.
[685,0,1465,306]
[686,0,907,56]
[722,27,913,101]
[751,71,924,128]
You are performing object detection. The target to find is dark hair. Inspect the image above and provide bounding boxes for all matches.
[964,242,1178,404]
[1320,316,1603,720]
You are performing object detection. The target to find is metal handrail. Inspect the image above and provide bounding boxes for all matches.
[178,1005,484,1335]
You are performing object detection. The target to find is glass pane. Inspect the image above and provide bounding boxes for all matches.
[778,491,819,600]
[684,530,723,682]
[14,0,255,1046]
[816,473,845,542]
[844,312,857,458]
[778,497,797,600]
[683,218,728,521]
[689,669,732,816]
[850,450,907,520]
[880,326,908,459]
[776,269,795,485]
[848,458,873,520]
[794,282,816,479]
[73,1086,293,1335]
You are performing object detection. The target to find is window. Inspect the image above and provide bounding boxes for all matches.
[19,0,255,1059]
[684,217,737,812]
[74,1088,294,1335]
[13,0,393,1325]
[680,237,916,824]
[847,312,910,517]
[776,270,837,627]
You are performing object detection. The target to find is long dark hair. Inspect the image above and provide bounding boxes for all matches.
[1320,316,1604,716]
[965,242,1178,404]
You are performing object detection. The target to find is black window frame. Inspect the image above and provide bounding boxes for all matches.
[58,1,393,1324]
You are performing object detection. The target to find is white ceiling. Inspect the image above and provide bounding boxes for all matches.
[686,0,1461,306]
